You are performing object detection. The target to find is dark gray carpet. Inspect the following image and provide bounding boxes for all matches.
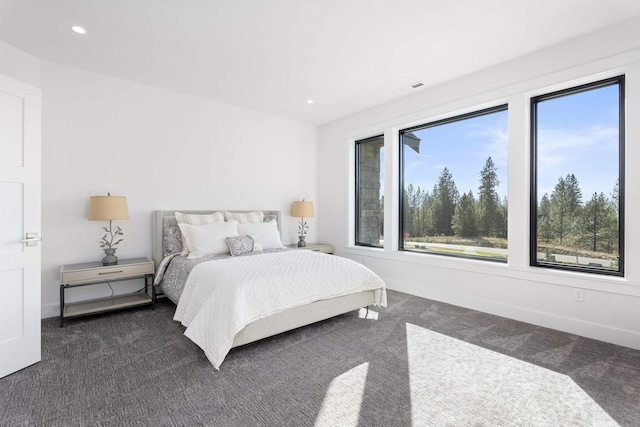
[1,290,639,426]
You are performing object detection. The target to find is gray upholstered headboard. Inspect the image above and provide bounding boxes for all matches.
[152,210,282,268]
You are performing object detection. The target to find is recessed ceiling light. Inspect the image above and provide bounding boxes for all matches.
[306,99,314,104]
[71,26,86,34]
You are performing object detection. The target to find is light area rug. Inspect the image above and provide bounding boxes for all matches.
[404,323,618,426]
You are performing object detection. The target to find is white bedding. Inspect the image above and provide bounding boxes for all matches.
[173,250,386,369]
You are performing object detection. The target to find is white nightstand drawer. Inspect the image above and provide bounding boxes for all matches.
[60,258,154,285]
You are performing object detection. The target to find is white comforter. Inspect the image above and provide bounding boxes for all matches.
[173,250,386,369]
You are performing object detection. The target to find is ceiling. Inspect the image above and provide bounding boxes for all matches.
[2,1,640,125]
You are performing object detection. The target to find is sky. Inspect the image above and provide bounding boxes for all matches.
[400,82,620,205]
[536,83,619,202]
[403,109,509,201]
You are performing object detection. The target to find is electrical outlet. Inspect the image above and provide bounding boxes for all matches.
[574,288,584,302]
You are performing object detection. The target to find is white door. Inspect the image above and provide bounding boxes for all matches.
[0,74,42,379]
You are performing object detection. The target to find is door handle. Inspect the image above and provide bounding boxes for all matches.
[20,232,42,247]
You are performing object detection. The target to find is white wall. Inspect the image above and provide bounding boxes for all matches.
[318,18,640,350]
[38,60,317,317]
[0,40,39,87]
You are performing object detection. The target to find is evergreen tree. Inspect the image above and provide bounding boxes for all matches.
[413,186,425,236]
[611,178,620,216]
[537,193,553,242]
[432,167,459,235]
[565,174,583,213]
[452,191,478,237]
[498,196,508,239]
[549,174,582,244]
[421,191,435,236]
[404,184,429,238]
[403,184,415,237]
[607,178,620,254]
[478,157,501,237]
[578,192,615,252]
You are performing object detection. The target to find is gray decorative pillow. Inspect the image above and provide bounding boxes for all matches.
[163,224,184,257]
[225,235,254,256]
[263,214,277,223]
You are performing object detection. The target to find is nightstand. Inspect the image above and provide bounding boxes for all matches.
[285,243,334,254]
[59,257,155,327]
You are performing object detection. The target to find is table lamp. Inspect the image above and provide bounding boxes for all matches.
[291,200,314,247]
[88,193,129,265]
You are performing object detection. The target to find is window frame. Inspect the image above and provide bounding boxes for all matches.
[398,104,508,262]
[529,75,625,277]
[355,134,385,248]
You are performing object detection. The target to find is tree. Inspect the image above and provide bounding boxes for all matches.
[549,174,582,244]
[403,184,415,237]
[607,178,620,254]
[478,157,501,237]
[452,191,478,237]
[432,167,459,235]
[413,186,426,236]
[564,174,583,213]
[497,196,508,239]
[421,191,435,236]
[537,193,553,242]
[578,192,616,252]
[610,178,620,216]
[403,184,428,238]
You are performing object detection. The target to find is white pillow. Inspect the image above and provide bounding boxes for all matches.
[175,211,224,255]
[178,220,239,259]
[238,220,285,249]
[224,211,264,223]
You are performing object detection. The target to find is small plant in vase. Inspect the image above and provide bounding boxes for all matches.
[297,217,309,247]
[100,223,124,265]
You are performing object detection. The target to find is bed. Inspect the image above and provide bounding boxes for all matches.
[152,209,386,369]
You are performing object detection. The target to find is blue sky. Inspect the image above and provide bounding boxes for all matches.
[400,82,619,205]
[403,109,508,201]
[536,84,619,202]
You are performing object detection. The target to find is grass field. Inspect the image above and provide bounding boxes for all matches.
[403,235,617,265]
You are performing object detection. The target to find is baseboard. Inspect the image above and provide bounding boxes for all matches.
[386,279,640,351]
[41,303,59,320]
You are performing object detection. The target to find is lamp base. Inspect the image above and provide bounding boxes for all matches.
[297,236,306,247]
[102,248,118,266]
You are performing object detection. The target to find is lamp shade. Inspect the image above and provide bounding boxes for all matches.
[88,195,129,221]
[291,201,314,218]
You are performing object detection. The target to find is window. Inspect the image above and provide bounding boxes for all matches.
[531,76,624,276]
[399,105,508,261]
[355,135,384,247]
